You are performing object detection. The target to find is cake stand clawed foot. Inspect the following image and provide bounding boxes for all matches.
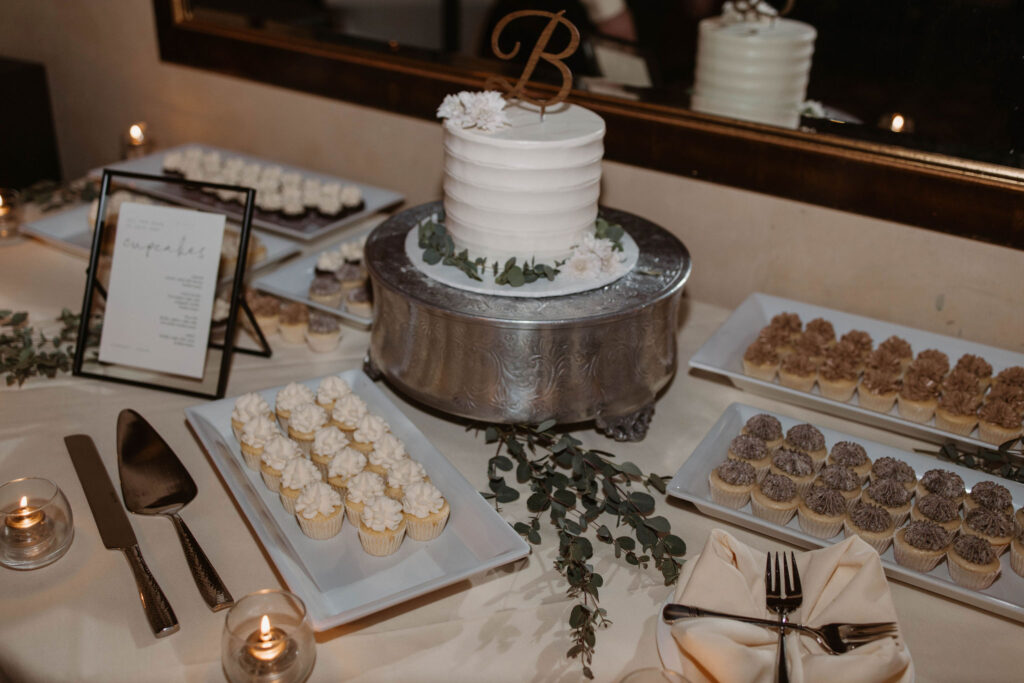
[595,404,655,442]
[362,353,383,381]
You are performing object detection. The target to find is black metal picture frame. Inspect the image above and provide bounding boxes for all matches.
[72,169,269,400]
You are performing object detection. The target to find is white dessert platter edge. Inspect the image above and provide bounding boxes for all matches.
[184,369,530,630]
[690,292,1024,452]
[88,144,405,242]
[667,402,1024,623]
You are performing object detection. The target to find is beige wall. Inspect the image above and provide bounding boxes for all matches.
[3,1,1022,350]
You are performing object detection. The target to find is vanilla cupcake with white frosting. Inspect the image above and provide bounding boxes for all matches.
[358,494,406,556]
[260,434,302,492]
[350,413,390,454]
[310,426,349,478]
[344,470,386,523]
[279,457,322,514]
[287,403,328,457]
[385,458,427,500]
[326,446,367,496]
[402,481,449,541]
[330,393,368,433]
[340,185,363,209]
[315,375,352,414]
[231,391,273,440]
[275,382,315,431]
[366,432,408,475]
[294,481,344,540]
[239,414,279,470]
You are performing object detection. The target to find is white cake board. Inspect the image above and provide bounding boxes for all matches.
[403,220,640,299]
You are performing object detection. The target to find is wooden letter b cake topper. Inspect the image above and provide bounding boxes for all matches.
[485,10,580,114]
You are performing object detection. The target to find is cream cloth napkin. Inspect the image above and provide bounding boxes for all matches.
[670,530,913,683]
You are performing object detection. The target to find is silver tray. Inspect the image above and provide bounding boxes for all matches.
[185,369,530,630]
[90,144,404,241]
[667,402,1024,623]
[689,292,1024,452]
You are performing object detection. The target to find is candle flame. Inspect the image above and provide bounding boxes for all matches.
[260,615,271,640]
[19,496,27,508]
[889,114,905,133]
[0,194,5,208]
[129,123,145,144]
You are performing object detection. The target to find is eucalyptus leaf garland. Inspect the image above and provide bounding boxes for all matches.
[916,436,1024,483]
[0,309,90,386]
[478,422,685,679]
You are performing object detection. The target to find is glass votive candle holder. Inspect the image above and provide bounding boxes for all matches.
[222,589,316,683]
[0,477,75,570]
[0,188,23,242]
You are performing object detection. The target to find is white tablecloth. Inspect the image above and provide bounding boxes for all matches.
[0,211,1021,682]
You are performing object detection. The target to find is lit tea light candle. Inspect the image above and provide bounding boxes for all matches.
[128,122,148,147]
[237,614,299,679]
[222,589,314,683]
[7,496,44,532]
[0,192,9,218]
[122,122,153,159]
[0,478,73,570]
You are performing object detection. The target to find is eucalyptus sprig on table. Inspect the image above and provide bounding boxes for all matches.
[916,437,1024,484]
[0,309,95,386]
[477,422,686,679]
[21,178,100,212]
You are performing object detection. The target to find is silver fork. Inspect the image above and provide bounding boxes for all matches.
[766,551,802,683]
[661,604,899,654]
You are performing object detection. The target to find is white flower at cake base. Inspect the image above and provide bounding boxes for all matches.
[565,251,604,280]
[437,91,510,133]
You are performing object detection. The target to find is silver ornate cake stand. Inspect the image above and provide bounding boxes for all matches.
[364,202,692,441]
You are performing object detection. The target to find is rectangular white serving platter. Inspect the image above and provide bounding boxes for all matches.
[21,204,300,276]
[89,144,404,241]
[252,227,374,328]
[667,402,1024,623]
[690,292,1024,452]
[184,370,530,630]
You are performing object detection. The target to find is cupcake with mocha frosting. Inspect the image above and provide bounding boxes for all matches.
[858,369,902,413]
[326,446,367,497]
[897,370,940,424]
[308,273,343,308]
[287,403,328,457]
[741,414,783,449]
[953,353,993,389]
[844,500,895,554]
[231,391,273,441]
[358,494,407,556]
[331,393,368,433]
[863,478,913,527]
[708,459,758,509]
[987,383,1024,413]
[750,473,799,525]
[278,302,309,345]
[935,390,981,436]
[839,330,874,363]
[310,425,349,478]
[306,312,342,353]
[275,381,315,431]
[965,480,1014,517]
[768,312,803,341]
[798,485,848,539]
[239,414,279,470]
[804,318,836,346]
[792,332,827,365]
[294,481,344,540]
[402,481,450,541]
[916,469,965,506]
[742,339,780,382]
[942,368,982,399]
[827,441,872,483]
[784,424,827,464]
[865,349,902,379]
[344,470,386,523]
[869,456,917,492]
[278,457,322,515]
[315,374,352,414]
[911,494,962,534]
[757,325,793,356]
[246,291,280,338]
[818,351,859,402]
[961,507,1016,555]
[913,349,950,378]
[948,534,1001,590]
[815,463,862,506]
[726,434,771,477]
[993,365,1024,389]
[894,520,953,572]
[977,400,1023,446]
[768,448,817,495]
[878,336,913,372]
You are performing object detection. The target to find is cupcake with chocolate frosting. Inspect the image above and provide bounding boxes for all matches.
[961,507,1016,555]
[948,534,1001,590]
[965,480,1014,517]
[769,447,817,494]
[708,459,758,509]
[757,325,793,356]
[913,349,950,378]
[942,368,982,399]
[804,318,836,346]
[778,352,819,392]
[858,369,902,413]
[911,493,962,534]
[784,424,827,464]
[815,463,862,505]
[768,312,802,341]
[742,414,784,448]
[878,336,913,372]
[839,330,874,363]
[916,469,966,506]
[828,441,872,483]
[894,520,952,572]
[818,351,859,401]
[994,365,1024,389]
[308,273,343,308]
[742,339,781,381]
[844,499,895,554]
[863,478,913,526]
[935,390,981,435]
[869,456,917,491]
[987,384,1024,413]
[798,485,847,539]
[977,399,1023,446]
[306,311,342,353]
[750,473,799,525]
[865,349,902,378]
[726,434,771,476]
[793,332,827,364]
[897,369,941,423]
[953,353,992,388]
[830,339,868,375]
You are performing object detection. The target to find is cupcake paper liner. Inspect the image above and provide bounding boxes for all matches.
[260,466,282,493]
[406,508,450,541]
[240,443,263,470]
[358,522,406,556]
[749,497,797,526]
[842,522,893,554]
[948,555,1000,590]
[708,483,751,510]
[279,487,301,515]
[893,535,947,573]
[797,510,844,539]
[296,509,344,540]
[857,389,897,413]
[1011,542,1024,578]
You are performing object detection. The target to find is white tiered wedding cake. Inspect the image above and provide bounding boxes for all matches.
[691,2,816,129]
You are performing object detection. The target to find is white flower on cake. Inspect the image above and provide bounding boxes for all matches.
[722,0,777,24]
[564,231,625,280]
[565,251,604,280]
[437,90,510,133]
